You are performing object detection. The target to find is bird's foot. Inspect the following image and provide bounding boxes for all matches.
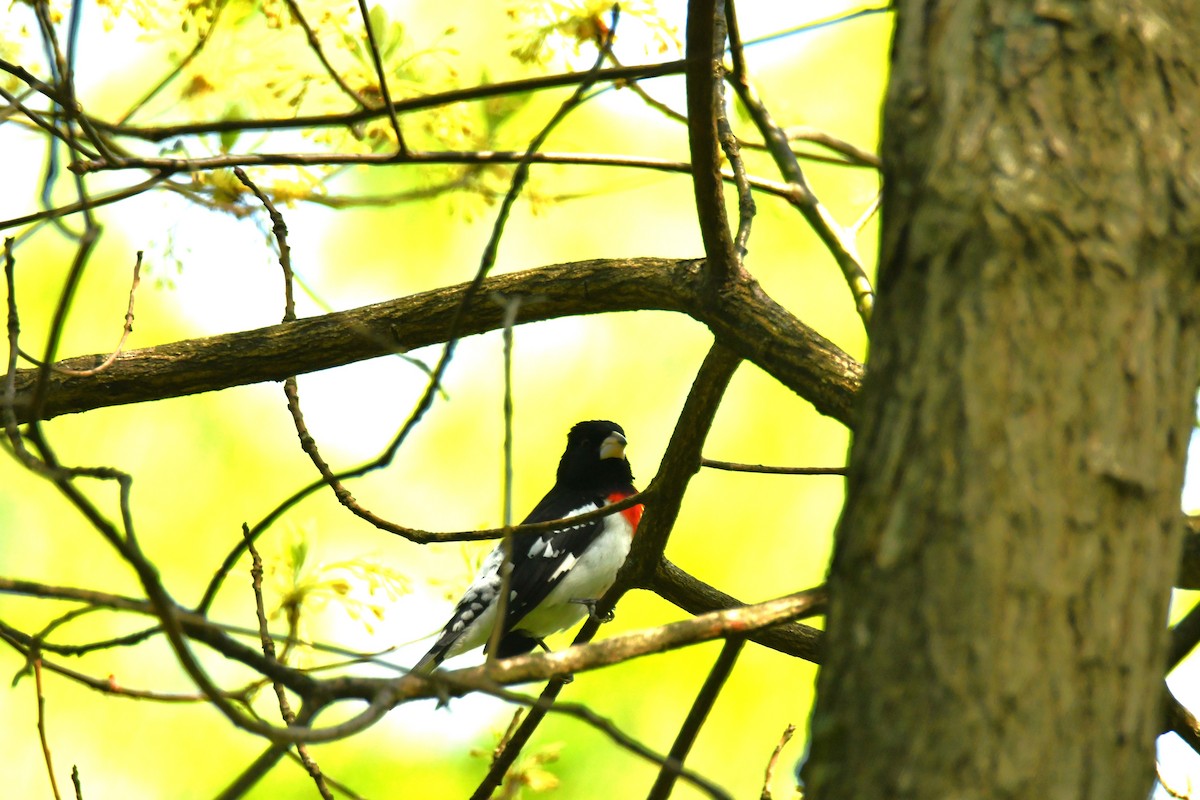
[424,675,453,709]
[570,598,614,623]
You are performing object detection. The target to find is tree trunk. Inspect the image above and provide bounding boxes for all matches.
[804,2,1200,798]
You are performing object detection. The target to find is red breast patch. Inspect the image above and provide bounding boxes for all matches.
[608,491,644,531]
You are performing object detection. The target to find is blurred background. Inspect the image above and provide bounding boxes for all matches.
[3,1,1194,798]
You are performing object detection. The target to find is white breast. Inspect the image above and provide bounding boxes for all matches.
[512,507,635,638]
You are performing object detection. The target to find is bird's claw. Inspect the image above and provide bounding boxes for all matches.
[571,598,615,623]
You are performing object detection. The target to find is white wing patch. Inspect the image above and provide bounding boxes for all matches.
[513,504,635,638]
[550,552,578,580]
[432,498,636,663]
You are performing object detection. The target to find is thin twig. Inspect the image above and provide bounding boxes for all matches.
[64,0,117,165]
[88,60,687,143]
[760,724,796,800]
[284,750,369,800]
[353,0,407,153]
[243,527,334,800]
[0,172,173,233]
[712,9,755,258]
[653,560,825,662]
[486,295,523,667]
[725,0,875,325]
[24,252,141,377]
[1,633,211,702]
[0,56,63,101]
[34,659,64,800]
[685,0,740,289]
[281,0,370,109]
[63,147,820,211]
[0,84,97,158]
[603,50,876,170]
[851,191,882,234]
[647,637,744,800]
[785,126,881,169]
[232,168,295,322]
[494,710,525,766]
[701,458,846,476]
[70,765,83,800]
[3,237,21,434]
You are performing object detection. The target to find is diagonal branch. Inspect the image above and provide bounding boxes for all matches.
[471,341,742,797]
[375,585,827,704]
[653,559,824,662]
[647,637,744,800]
[724,0,875,325]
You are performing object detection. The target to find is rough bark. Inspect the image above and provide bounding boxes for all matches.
[806,2,1200,799]
[7,257,862,426]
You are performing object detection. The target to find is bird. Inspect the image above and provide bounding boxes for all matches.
[412,420,642,674]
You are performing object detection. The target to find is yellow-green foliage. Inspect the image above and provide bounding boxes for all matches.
[0,1,891,797]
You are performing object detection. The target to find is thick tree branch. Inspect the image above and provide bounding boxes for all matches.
[6,257,862,426]
[654,559,824,663]
[324,585,827,705]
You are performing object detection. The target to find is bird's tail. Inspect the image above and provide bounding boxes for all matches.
[411,628,460,675]
[410,647,443,676]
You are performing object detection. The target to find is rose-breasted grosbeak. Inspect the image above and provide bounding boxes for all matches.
[412,420,641,674]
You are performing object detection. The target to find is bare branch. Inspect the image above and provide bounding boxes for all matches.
[85,60,688,144]
[725,0,875,325]
[701,458,846,476]
[647,637,744,800]
[5,258,863,428]
[627,344,742,579]
[34,659,64,800]
[386,586,827,704]
[653,559,825,663]
[353,0,407,153]
[760,724,796,800]
[785,125,881,169]
[685,0,741,288]
[242,528,334,800]
[280,0,370,109]
[22,252,142,377]
[1178,515,1200,589]
[0,172,173,233]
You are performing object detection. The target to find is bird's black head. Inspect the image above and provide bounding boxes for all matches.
[556,420,635,490]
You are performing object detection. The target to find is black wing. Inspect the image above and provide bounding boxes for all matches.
[498,487,607,633]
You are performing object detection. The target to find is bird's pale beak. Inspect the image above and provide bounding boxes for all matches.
[600,432,627,460]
